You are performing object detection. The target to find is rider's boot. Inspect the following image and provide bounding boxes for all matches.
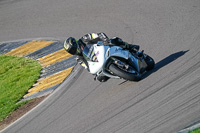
[126,44,140,52]
[136,50,144,57]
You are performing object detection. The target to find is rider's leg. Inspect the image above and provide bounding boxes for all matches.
[126,43,140,51]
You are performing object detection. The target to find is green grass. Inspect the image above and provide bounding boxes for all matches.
[0,55,42,121]
[189,127,200,133]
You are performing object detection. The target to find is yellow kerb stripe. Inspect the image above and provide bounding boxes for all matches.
[24,67,73,97]
[5,40,55,57]
[38,49,73,67]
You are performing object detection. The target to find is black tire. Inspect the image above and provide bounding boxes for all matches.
[109,64,141,81]
[145,55,155,71]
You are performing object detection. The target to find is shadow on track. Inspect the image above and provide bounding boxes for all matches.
[142,50,189,79]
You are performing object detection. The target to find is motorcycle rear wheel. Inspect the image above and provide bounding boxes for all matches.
[109,63,141,81]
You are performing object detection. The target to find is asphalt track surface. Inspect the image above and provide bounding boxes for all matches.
[1,0,200,133]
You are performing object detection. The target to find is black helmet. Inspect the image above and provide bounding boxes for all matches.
[64,37,80,55]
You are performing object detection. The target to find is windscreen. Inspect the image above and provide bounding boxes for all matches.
[82,44,98,62]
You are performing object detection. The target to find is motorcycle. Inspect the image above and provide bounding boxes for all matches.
[81,41,155,82]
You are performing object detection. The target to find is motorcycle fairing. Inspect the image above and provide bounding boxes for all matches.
[108,46,129,60]
[87,45,106,74]
[82,42,147,79]
[128,54,147,73]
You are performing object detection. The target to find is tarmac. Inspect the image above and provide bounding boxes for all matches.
[0,39,200,133]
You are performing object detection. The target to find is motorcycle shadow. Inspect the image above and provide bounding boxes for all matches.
[142,50,189,80]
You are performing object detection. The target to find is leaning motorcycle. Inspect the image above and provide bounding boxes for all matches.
[81,41,155,82]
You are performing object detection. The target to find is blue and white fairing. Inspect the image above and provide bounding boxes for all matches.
[82,44,128,74]
[82,44,107,74]
[108,46,147,73]
[82,41,147,75]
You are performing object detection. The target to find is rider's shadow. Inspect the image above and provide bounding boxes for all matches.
[142,50,189,79]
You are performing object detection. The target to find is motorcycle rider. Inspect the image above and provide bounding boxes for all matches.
[64,33,140,82]
[64,33,140,68]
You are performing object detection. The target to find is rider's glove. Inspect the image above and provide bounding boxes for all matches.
[76,56,88,69]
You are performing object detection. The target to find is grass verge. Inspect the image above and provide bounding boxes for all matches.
[189,127,200,133]
[0,55,42,122]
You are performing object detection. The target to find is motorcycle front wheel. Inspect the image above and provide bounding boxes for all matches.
[109,63,141,81]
